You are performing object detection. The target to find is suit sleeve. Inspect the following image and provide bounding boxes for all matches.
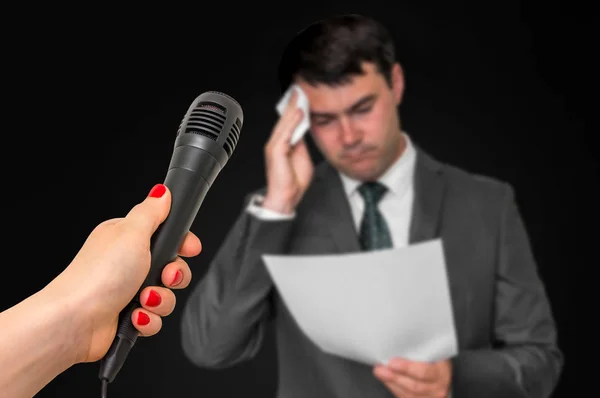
[451,184,564,398]
[180,192,295,368]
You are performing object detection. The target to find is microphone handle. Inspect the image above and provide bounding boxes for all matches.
[99,156,212,383]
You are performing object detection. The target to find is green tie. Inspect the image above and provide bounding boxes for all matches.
[358,181,393,250]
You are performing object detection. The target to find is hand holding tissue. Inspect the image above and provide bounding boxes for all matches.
[276,84,311,145]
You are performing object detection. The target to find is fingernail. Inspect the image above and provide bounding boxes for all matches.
[145,290,162,307]
[148,184,166,198]
[171,270,183,286]
[137,312,150,326]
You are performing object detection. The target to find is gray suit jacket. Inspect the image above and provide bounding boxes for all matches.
[180,148,563,397]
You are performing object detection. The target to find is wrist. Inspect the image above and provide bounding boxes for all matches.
[44,271,94,364]
[0,281,87,397]
[261,194,296,215]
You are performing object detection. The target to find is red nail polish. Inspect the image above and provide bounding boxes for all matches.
[137,312,150,326]
[171,270,183,286]
[145,290,162,307]
[148,184,166,198]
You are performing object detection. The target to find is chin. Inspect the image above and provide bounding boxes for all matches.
[339,160,384,182]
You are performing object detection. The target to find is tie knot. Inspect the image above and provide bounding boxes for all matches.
[358,181,388,204]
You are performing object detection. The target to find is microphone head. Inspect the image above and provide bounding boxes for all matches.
[176,91,244,165]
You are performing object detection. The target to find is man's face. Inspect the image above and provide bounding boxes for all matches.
[297,62,406,181]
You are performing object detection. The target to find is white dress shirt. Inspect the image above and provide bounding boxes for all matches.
[246,133,417,250]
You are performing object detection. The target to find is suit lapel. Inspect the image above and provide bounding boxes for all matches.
[312,163,362,253]
[409,148,445,244]
[409,149,473,348]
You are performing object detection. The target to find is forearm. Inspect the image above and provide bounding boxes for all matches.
[181,211,294,367]
[499,343,562,396]
[181,267,272,368]
[451,349,524,397]
[451,344,562,398]
[0,283,86,398]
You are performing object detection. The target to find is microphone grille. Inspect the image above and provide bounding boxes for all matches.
[177,101,226,140]
[176,91,244,161]
[223,117,242,157]
[205,90,242,110]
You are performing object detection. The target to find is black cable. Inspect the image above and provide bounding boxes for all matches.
[101,378,108,398]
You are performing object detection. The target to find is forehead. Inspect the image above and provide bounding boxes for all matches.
[296,63,385,112]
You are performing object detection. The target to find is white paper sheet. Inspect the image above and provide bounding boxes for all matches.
[275,84,310,145]
[261,238,457,365]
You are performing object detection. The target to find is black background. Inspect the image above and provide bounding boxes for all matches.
[0,1,592,397]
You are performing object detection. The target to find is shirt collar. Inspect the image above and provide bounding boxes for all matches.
[338,132,416,199]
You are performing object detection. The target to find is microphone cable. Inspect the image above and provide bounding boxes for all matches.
[101,377,108,398]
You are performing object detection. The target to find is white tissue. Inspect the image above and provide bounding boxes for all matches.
[276,84,311,145]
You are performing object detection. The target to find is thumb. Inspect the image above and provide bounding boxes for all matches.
[124,183,172,237]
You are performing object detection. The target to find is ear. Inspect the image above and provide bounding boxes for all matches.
[391,63,405,105]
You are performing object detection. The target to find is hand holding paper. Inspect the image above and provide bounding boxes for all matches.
[373,356,453,397]
[261,239,458,366]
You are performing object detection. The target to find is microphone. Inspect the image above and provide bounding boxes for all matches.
[98,91,243,396]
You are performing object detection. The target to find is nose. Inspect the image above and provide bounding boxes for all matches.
[339,117,361,147]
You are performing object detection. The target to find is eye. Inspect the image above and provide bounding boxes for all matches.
[313,117,333,126]
[353,106,372,114]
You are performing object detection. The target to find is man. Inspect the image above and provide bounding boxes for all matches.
[180,14,563,398]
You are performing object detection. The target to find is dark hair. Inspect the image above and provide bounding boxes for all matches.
[277,14,396,93]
